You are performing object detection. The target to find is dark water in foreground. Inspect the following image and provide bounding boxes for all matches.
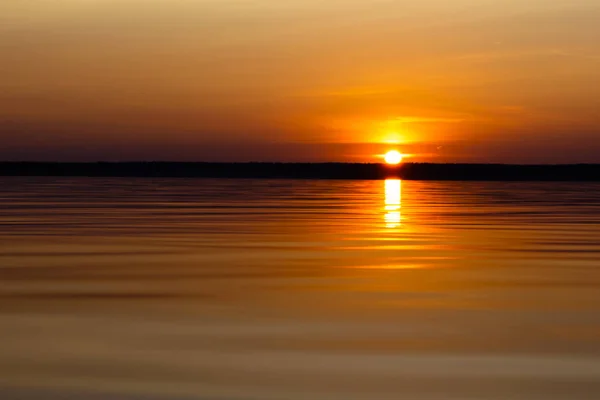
[1,178,600,400]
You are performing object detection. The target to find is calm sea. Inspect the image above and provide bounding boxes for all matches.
[1,177,600,400]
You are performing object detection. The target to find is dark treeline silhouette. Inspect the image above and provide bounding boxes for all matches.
[1,162,600,181]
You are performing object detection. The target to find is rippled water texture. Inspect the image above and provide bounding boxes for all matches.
[1,178,600,399]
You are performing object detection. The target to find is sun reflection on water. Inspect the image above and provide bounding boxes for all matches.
[384,179,402,228]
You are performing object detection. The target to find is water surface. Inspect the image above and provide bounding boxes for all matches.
[1,178,600,399]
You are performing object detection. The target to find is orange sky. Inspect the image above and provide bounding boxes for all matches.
[2,0,600,162]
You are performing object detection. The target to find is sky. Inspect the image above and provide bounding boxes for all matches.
[2,0,600,163]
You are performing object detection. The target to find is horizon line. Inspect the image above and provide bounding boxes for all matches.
[2,161,600,166]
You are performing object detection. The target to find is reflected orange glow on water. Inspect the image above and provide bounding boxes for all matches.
[384,179,402,228]
[3,178,600,400]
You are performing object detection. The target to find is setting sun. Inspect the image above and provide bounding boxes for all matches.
[384,150,403,165]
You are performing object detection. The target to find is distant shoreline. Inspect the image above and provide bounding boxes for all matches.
[1,162,600,181]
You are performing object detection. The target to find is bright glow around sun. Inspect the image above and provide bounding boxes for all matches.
[384,150,403,165]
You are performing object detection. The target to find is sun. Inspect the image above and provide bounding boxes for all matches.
[384,150,403,165]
